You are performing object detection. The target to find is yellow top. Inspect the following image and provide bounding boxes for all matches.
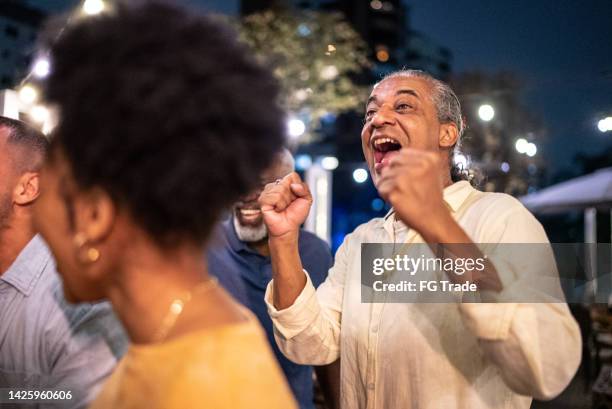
[89,317,297,409]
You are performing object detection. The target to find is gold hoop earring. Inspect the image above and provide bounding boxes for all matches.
[73,233,101,264]
[86,248,100,262]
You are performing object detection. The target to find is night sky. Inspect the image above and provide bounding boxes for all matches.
[409,0,612,181]
[28,0,612,183]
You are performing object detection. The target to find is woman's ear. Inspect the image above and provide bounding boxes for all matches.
[439,123,459,149]
[75,188,116,244]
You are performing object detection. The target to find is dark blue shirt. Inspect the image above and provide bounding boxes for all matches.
[207,219,333,409]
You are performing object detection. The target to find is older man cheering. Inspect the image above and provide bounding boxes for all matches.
[258,70,581,409]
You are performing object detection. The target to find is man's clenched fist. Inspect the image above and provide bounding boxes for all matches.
[377,148,449,237]
[258,172,313,240]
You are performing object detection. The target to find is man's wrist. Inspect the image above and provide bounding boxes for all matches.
[269,231,300,249]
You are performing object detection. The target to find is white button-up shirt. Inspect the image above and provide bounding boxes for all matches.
[265,181,581,409]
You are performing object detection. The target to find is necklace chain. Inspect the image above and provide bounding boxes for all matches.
[152,277,219,343]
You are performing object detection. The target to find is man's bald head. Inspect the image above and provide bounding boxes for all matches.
[0,116,49,174]
[266,148,295,181]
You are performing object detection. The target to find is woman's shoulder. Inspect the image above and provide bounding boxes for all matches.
[97,317,297,409]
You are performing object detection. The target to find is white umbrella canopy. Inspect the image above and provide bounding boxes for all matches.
[520,167,612,303]
[520,167,612,213]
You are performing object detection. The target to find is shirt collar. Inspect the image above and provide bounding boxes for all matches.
[384,180,475,222]
[1,235,51,296]
[442,180,475,212]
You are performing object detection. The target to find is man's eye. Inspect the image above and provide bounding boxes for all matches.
[396,103,413,111]
[365,109,376,120]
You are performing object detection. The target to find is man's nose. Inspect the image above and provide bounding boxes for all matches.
[371,106,396,128]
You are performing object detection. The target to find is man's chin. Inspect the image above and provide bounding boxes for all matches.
[233,217,268,243]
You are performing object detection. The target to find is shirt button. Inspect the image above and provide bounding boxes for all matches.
[367,383,375,390]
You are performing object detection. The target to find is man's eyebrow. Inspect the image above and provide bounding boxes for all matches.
[366,88,420,107]
[396,89,420,98]
[366,95,378,106]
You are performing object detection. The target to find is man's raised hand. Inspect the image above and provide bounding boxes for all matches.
[377,148,448,237]
[258,172,313,240]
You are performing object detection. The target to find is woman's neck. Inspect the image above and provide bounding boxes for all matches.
[106,243,211,344]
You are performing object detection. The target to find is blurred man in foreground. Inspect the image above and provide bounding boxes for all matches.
[0,116,126,408]
[259,70,581,408]
[208,148,339,409]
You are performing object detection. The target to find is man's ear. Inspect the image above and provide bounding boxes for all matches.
[439,123,459,149]
[13,172,40,206]
[76,188,116,244]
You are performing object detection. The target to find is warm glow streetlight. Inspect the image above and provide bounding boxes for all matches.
[30,105,49,123]
[19,85,38,104]
[478,104,495,122]
[375,46,390,63]
[83,0,105,15]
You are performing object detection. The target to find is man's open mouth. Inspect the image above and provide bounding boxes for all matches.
[236,207,263,224]
[372,137,402,168]
[239,209,261,216]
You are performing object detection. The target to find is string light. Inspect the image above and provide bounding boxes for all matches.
[18,85,38,105]
[32,58,50,78]
[30,105,49,123]
[11,0,113,135]
[83,0,106,15]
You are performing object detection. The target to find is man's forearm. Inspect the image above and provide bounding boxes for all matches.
[269,235,308,310]
[418,211,503,292]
